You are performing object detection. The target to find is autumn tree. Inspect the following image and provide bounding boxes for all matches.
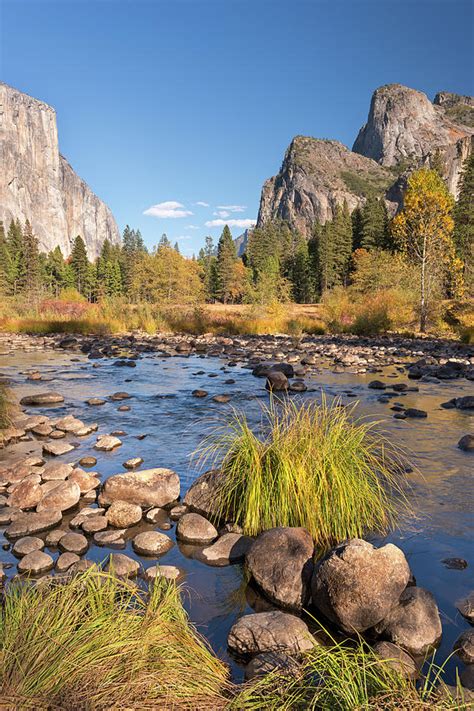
[391,168,458,332]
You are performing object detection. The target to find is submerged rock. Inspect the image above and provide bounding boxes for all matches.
[245,651,301,680]
[458,434,474,452]
[5,509,63,539]
[20,392,64,406]
[311,539,411,633]
[132,531,174,556]
[228,611,316,655]
[246,527,313,611]
[199,533,252,567]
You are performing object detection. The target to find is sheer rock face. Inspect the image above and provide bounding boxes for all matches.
[0,82,120,258]
[258,84,473,240]
[353,84,473,197]
[257,137,395,238]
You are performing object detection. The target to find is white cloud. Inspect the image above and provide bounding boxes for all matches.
[186,224,200,230]
[143,201,193,219]
[217,204,246,212]
[213,210,230,218]
[205,218,257,229]
[195,201,210,207]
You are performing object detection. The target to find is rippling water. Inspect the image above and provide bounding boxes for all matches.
[0,348,472,681]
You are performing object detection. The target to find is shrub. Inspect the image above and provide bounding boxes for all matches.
[0,568,229,709]
[195,398,411,550]
[0,382,11,431]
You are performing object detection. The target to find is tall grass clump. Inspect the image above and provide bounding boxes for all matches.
[0,381,11,431]
[0,568,229,709]
[233,638,468,710]
[195,397,411,549]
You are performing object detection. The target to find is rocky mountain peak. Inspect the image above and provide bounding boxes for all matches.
[0,82,120,258]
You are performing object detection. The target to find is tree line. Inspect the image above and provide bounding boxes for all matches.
[0,153,472,328]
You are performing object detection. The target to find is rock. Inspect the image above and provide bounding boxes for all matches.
[458,435,474,452]
[169,504,188,520]
[375,587,442,656]
[145,508,169,527]
[192,390,208,398]
[42,441,75,457]
[228,611,316,655]
[81,515,108,534]
[457,592,474,623]
[94,435,122,451]
[372,641,417,679]
[32,423,53,437]
[86,398,106,406]
[265,371,289,392]
[106,553,140,578]
[8,479,43,510]
[455,396,474,410]
[79,456,97,467]
[12,536,44,557]
[37,480,81,512]
[368,380,386,390]
[132,531,174,556]
[20,391,64,406]
[442,557,468,570]
[183,469,224,520]
[55,552,80,573]
[461,665,474,691]
[245,652,301,681]
[18,550,54,575]
[93,529,126,548]
[253,363,294,378]
[59,532,89,555]
[176,513,218,544]
[311,539,411,633]
[106,500,142,528]
[54,415,86,433]
[5,509,63,539]
[123,457,143,470]
[199,533,253,567]
[289,381,307,392]
[405,408,427,418]
[100,468,180,508]
[246,527,314,610]
[212,394,232,403]
[143,565,182,582]
[454,629,474,664]
[68,468,100,494]
[45,528,68,546]
[110,392,132,401]
[42,461,74,480]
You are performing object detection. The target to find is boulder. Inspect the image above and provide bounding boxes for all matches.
[55,552,80,573]
[252,363,294,378]
[458,435,474,452]
[12,536,44,557]
[132,531,174,556]
[228,611,316,655]
[246,527,314,610]
[176,513,218,544]
[107,500,143,528]
[311,539,411,633]
[183,469,225,520]
[265,371,289,392]
[20,392,64,406]
[123,457,143,470]
[68,468,100,494]
[455,396,474,410]
[106,553,140,578]
[59,532,89,555]
[93,529,126,548]
[375,587,442,656]
[42,441,75,457]
[143,565,182,582]
[8,479,42,510]
[37,481,81,513]
[100,468,180,508]
[199,533,253,567]
[94,435,122,451]
[81,515,108,534]
[18,550,54,575]
[5,509,63,539]
[454,629,474,664]
[42,462,74,480]
[372,641,417,679]
[245,652,301,681]
[457,592,474,623]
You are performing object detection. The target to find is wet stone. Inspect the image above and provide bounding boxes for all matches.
[94,529,126,548]
[18,550,54,575]
[12,536,45,557]
[106,553,140,578]
[20,392,64,406]
[56,552,80,573]
[143,564,181,582]
[86,398,106,406]
[43,441,75,457]
[59,532,89,555]
[6,509,63,539]
[123,457,143,470]
[458,435,474,452]
[94,435,122,451]
[176,513,218,544]
[81,515,108,534]
[107,500,142,528]
[132,531,174,556]
[79,456,97,467]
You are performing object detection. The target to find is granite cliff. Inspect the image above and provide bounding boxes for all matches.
[258,84,473,238]
[0,83,120,258]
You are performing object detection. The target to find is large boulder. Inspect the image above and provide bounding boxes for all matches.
[246,527,313,610]
[37,480,81,513]
[5,509,63,539]
[183,469,226,521]
[265,371,289,392]
[99,468,180,508]
[311,539,411,633]
[8,479,43,510]
[228,611,316,656]
[20,392,64,406]
[375,587,442,656]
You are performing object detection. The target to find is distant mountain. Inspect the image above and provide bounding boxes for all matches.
[0,83,121,258]
[257,84,473,239]
[234,229,249,256]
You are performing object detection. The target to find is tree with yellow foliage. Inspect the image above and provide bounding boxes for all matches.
[391,168,462,332]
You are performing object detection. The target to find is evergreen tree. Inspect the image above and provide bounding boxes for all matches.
[431,149,445,179]
[70,235,90,296]
[453,152,474,293]
[44,246,69,296]
[159,233,171,248]
[332,202,353,285]
[351,206,364,251]
[0,221,13,294]
[7,219,23,293]
[360,196,389,250]
[317,221,336,292]
[216,225,237,303]
[198,235,218,301]
[17,220,41,298]
[174,242,180,254]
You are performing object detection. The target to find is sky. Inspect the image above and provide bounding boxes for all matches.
[1,0,473,255]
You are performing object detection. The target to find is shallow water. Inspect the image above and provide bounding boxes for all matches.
[0,348,473,682]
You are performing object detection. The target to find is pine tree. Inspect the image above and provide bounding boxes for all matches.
[7,219,23,293]
[453,152,474,293]
[332,202,353,285]
[317,221,336,292]
[17,220,41,298]
[70,235,90,296]
[351,207,364,251]
[159,233,171,249]
[174,242,180,254]
[44,246,68,296]
[0,221,13,294]
[360,197,389,250]
[216,225,237,303]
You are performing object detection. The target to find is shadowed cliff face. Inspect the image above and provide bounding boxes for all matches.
[258,84,473,239]
[0,82,120,258]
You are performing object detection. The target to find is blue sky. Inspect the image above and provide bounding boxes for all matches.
[1,0,472,255]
